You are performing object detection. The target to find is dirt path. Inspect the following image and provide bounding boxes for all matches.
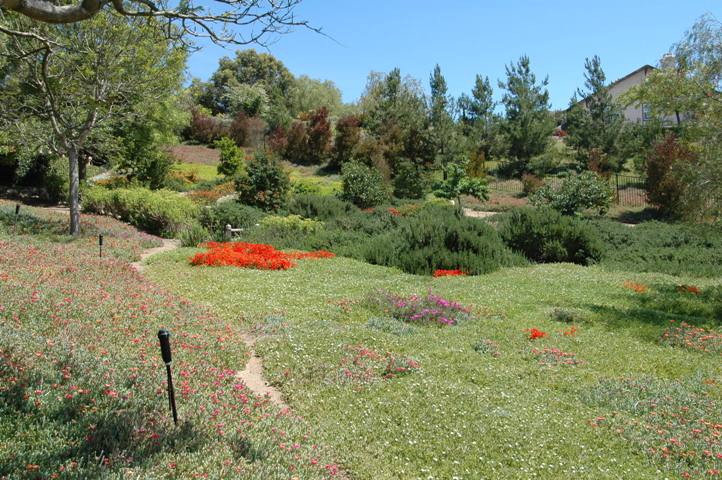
[130,238,180,272]
[131,240,287,408]
[463,207,498,219]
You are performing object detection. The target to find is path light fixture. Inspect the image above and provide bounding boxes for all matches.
[15,204,20,217]
[158,329,178,425]
[98,234,104,258]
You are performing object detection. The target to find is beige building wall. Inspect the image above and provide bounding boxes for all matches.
[607,66,655,123]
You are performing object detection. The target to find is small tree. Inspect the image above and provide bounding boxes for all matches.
[235,149,289,211]
[530,171,614,215]
[433,163,489,217]
[215,136,245,177]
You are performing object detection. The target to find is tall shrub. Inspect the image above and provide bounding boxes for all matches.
[645,133,695,217]
[235,149,290,211]
[340,161,389,208]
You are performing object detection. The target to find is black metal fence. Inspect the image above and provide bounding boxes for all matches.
[487,174,648,208]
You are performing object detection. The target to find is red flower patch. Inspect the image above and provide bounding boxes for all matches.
[526,328,548,340]
[190,242,334,270]
[433,269,466,277]
[660,320,722,355]
[623,281,649,294]
[677,284,702,295]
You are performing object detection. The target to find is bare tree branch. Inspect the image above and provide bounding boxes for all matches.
[1,0,319,46]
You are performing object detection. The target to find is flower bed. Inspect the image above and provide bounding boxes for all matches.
[190,241,334,270]
[368,290,473,326]
[660,320,722,355]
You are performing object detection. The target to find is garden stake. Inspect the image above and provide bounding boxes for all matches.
[158,329,178,426]
[98,234,103,258]
[15,204,20,217]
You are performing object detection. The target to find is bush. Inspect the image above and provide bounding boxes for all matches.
[82,186,199,237]
[521,173,543,196]
[235,150,290,211]
[341,161,389,208]
[645,133,695,218]
[287,194,358,221]
[259,214,323,235]
[360,205,525,275]
[198,201,266,240]
[393,160,430,199]
[179,222,210,247]
[530,171,614,215]
[592,218,722,277]
[330,114,362,171]
[215,137,245,177]
[187,107,227,144]
[499,207,603,265]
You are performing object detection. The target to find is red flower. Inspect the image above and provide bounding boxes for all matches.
[433,269,466,277]
[527,328,548,340]
[190,242,334,270]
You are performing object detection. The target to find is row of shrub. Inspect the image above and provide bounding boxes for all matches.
[83,186,199,237]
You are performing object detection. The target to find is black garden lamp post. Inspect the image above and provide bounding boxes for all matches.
[158,329,178,425]
[98,233,104,258]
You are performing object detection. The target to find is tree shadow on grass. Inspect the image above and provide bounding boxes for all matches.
[584,282,722,343]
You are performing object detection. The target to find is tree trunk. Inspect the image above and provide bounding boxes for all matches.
[68,144,81,236]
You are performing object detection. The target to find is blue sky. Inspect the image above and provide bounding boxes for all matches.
[186,0,722,110]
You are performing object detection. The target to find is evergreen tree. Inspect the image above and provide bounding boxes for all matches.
[565,55,624,173]
[429,64,455,175]
[499,56,554,176]
[468,74,498,163]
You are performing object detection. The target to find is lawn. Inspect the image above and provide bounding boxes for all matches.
[146,247,722,479]
[172,161,222,183]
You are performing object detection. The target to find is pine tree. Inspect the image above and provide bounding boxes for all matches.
[565,55,624,173]
[499,56,554,176]
[429,64,456,176]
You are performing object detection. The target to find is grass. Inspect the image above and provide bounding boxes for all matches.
[172,162,222,183]
[146,249,722,479]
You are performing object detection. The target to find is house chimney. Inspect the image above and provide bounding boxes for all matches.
[660,53,676,70]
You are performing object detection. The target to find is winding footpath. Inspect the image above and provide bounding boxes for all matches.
[130,240,287,408]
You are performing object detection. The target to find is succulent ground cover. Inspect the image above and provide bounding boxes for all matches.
[148,247,722,479]
[0,214,341,478]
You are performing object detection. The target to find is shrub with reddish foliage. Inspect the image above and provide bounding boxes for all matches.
[646,133,696,217]
[190,241,334,270]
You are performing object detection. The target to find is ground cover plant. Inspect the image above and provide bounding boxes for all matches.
[593,219,722,278]
[0,215,341,479]
[147,244,722,479]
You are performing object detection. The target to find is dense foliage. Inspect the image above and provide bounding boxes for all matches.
[530,171,614,215]
[499,207,603,265]
[82,186,198,237]
[593,218,722,277]
[340,161,389,208]
[235,150,290,211]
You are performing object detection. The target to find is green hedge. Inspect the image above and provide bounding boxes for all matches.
[83,186,199,237]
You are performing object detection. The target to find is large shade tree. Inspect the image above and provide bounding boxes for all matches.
[0,12,185,234]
